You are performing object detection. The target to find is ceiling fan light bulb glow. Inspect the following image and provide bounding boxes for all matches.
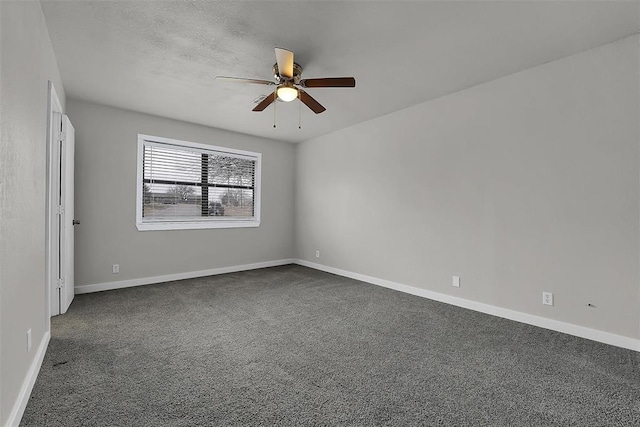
[277,86,298,102]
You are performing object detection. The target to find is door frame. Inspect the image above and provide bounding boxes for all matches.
[46,81,63,321]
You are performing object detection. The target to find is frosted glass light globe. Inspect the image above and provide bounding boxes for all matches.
[277,86,298,102]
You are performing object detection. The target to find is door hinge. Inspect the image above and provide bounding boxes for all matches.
[56,205,64,215]
[56,278,64,289]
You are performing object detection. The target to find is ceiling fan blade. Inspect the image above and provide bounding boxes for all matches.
[252,92,277,112]
[299,77,356,88]
[298,89,326,114]
[215,76,275,86]
[274,48,294,79]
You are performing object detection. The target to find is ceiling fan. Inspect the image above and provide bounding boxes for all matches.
[216,48,356,114]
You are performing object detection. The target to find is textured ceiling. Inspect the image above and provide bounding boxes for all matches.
[41,1,640,143]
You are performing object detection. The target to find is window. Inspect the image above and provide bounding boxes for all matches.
[136,134,261,230]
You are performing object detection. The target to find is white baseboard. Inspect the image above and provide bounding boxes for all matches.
[294,259,640,352]
[75,259,295,294]
[5,331,50,427]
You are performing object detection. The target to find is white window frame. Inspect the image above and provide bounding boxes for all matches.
[136,134,261,231]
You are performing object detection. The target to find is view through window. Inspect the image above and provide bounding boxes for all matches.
[136,135,261,230]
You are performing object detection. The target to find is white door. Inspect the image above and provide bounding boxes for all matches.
[46,83,76,317]
[60,115,75,314]
[49,110,63,316]
[49,109,76,316]
[47,83,62,318]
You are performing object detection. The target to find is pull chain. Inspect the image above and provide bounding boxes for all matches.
[273,93,277,128]
[298,97,302,129]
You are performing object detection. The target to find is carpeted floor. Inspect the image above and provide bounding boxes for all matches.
[21,265,640,426]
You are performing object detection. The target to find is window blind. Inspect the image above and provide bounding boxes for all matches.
[141,140,257,222]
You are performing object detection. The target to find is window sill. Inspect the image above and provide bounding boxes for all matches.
[136,220,260,231]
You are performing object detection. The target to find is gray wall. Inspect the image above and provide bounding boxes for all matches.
[295,36,640,340]
[67,100,295,287]
[0,1,66,424]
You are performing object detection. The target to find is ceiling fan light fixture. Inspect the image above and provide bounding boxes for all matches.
[221,47,354,115]
[277,86,298,102]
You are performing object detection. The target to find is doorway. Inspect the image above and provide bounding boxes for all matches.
[46,81,76,317]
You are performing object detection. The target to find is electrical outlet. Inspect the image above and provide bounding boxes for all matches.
[315,251,320,258]
[27,329,32,353]
[542,291,554,306]
[452,276,460,287]
[112,264,120,274]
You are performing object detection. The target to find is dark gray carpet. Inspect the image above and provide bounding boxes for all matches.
[21,265,640,426]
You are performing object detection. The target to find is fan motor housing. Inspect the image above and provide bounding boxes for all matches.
[273,62,303,84]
